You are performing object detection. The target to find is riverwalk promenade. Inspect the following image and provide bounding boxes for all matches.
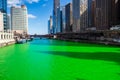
[0,31,15,47]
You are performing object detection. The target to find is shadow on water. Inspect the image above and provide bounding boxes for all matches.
[36,51,120,65]
[118,73,120,75]
[76,78,85,80]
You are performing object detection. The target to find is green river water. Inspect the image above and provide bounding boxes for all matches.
[0,39,120,80]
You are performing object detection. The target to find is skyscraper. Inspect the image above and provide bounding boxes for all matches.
[80,0,89,31]
[94,0,111,30]
[53,0,60,34]
[7,15,11,30]
[0,12,4,31]
[48,16,53,34]
[60,10,63,32]
[72,0,81,32]
[56,7,62,33]
[62,6,66,33]
[48,19,50,34]
[72,0,94,32]
[94,0,120,30]
[11,5,28,34]
[116,0,120,25]
[0,0,7,13]
[65,3,73,32]
[88,0,95,28]
[80,0,95,31]
[0,0,7,30]
[110,0,120,26]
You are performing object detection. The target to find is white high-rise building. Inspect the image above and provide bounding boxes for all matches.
[0,12,4,31]
[11,5,28,34]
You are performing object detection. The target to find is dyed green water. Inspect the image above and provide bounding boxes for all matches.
[0,39,120,80]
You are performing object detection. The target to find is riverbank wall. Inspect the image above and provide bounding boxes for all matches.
[0,39,15,48]
[56,38,120,46]
[53,31,120,46]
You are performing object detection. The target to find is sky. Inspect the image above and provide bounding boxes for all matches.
[7,0,71,35]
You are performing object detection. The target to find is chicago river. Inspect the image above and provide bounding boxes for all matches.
[0,39,120,80]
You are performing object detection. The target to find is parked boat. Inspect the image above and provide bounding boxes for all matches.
[17,39,27,44]
[113,39,120,43]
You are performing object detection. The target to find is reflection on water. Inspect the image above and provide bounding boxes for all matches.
[0,39,120,80]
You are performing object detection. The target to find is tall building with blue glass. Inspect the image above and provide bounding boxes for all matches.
[88,0,95,28]
[48,19,50,34]
[48,16,53,34]
[62,6,66,33]
[53,0,60,34]
[0,0,7,13]
[56,7,62,33]
[0,0,8,30]
[72,0,81,32]
[65,3,73,32]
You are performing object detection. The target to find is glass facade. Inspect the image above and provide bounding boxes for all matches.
[56,7,61,33]
[62,7,66,33]
[88,0,93,27]
[65,3,73,32]
[48,16,53,34]
[53,0,60,34]
[72,0,81,32]
[0,0,7,30]
[48,20,50,34]
[0,0,7,13]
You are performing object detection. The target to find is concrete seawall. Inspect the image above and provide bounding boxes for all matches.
[53,32,120,46]
[0,39,15,48]
[56,38,120,46]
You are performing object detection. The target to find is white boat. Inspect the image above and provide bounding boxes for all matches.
[17,39,27,44]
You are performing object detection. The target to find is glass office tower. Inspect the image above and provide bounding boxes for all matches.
[0,0,7,13]
[53,0,60,34]
[0,0,7,30]
[72,0,81,32]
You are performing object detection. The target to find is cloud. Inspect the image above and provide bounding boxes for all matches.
[26,0,40,4]
[28,14,37,19]
[7,0,40,7]
[8,0,20,7]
